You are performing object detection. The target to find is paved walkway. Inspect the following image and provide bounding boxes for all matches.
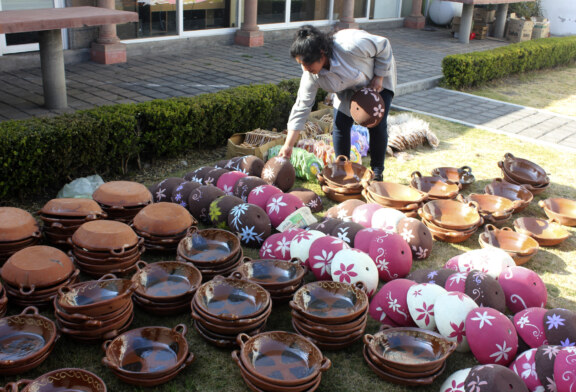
[0,26,574,152]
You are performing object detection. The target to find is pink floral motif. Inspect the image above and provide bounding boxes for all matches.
[448,321,466,344]
[415,302,434,326]
[445,379,465,392]
[294,231,313,243]
[333,263,357,284]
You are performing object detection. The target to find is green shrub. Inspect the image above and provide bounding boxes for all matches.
[442,36,576,89]
[0,81,325,200]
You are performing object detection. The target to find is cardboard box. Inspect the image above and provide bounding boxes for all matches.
[473,25,488,39]
[506,14,534,42]
[226,131,286,160]
[531,16,550,39]
[473,8,495,24]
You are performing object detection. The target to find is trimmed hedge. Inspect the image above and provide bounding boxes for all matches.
[0,81,313,200]
[442,36,576,89]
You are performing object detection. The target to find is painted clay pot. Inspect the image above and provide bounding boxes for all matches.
[535,345,562,391]
[407,283,447,331]
[464,270,507,313]
[543,308,576,347]
[235,155,265,177]
[354,228,389,253]
[464,363,529,391]
[233,176,267,202]
[261,156,296,192]
[203,168,229,186]
[185,166,215,184]
[369,279,416,326]
[187,184,226,223]
[150,177,183,202]
[330,221,365,247]
[289,230,326,265]
[308,218,342,235]
[307,235,350,281]
[368,231,412,281]
[325,199,366,221]
[247,184,283,210]
[265,193,305,229]
[466,307,518,365]
[434,291,479,352]
[227,203,271,248]
[396,217,433,260]
[289,187,323,213]
[554,347,576,392]
[330,248,379,296]
[498,266,547,313]
[439,368,472,392]
[445,247,516,279]
[209,195,244,229]
[259,228,304,260]
[350,88,385,127]
[509,348,543,391]
[513,307,548,349]
[352,203,383,228]
[216,171,248,195]
[170,181,200,209]
[407,268,455,287]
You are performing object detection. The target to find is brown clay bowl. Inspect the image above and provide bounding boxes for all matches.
[463,193,519,218]
[93,180,152,207]
[291,308,368,333]
[53,294,132,324]
[177,228,241,266]
[39,198,105,218]
[105,353,194,387]
[0,306,58,368]
[5,368,107,392]
[232,350,321,392]
[132,202,196,236]
[1,245,75,289]
[186,247,244,275]
[410,171,460,199]
[0,234,41,252]
[365,182,428,208]
[56,301,134,330]
[513,217,571,246]
[131,260,201,302]
[102,324,191,379]
[539,198,576,226]
[479,224,539,265]
[364,345,443,378]
[419,199,481,231]
[191,310,268,336]
[57,310,134,340]
[38,214,98,227]
[430,166,475,186]
[132,295,191,316]
[484,178,533,212]
[363,327,457,373]
[362,189,421,217]
[191,294,272,327]
[70,238,144,260]
[422,221,478,243]
[56,276,135,317]
[4,269,80,299]
[42,221,84,235]
[501,172,549,195]
[0,344,55,376]
[193,320,265,349]
[290,281,368,324]
[498,152,549,186]
[362,345,447,386]
[0,207,40,242]
[71,220,139,253]
[320,155,374,190]
[321,185,363,202]
[291,319,365,344]
[318,173,366,195]
[238,331,331,386]
[234,258,306,290]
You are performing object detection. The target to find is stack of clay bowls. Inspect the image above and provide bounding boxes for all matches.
[513,217,571,247]
[484,178,533,213]
[317,156,373,202]
[132,202,196,252]
[409,171,460,200]
[479,224,539,265]
[191,275,271,348]
[177,228,242,281]
[290,281,369,350]
[418,199,483,243]
[538,197,576,226]
[232,331,331,392]
[3,368,107,392]
[1,245,79,308]
[363,327,456,386]
[68,220,144,278]
[0,306,59,376]
[430,166,475,187]
[234,257,306,303]
[38,198,106,248]
[92,180,153,223]
[0,282,7,317]
[131,260,202,316]
[0,207,41,263]
[102,324,195,387]
[363,181,427,218]
[461,193,519,225]
[497,152,549,195]
[53,275,135,343]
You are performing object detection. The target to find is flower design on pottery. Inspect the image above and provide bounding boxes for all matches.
[517,315,530,328]
[262,166,276,181]
[448,272,467,285]
[308,199,318,209]
[205,176,215,185]
[449,321,465,343]
[336,227,351,243]
[472,271,487,284]
[427,270,438,279]
[387,292,408,320]
[275,236,290,258]
[560,338,575,347]
[413,245,428,259]
[546,314,565,330]
[267,195,287,215]
[372,104,385,118]
[260,243,273,257]
[337,209,350,220]
[489,341,512,363]
[542,345,560,360]
[375,306,386,322]
[239,226,264,244]
[222,184,233,195]
[333,263,357,284]
[467,375,488,392]
[191,175,202,184]
[229,204,248,227]
[471,311,496,329]
[445,379,465,392]
[412,289,423,297]
[294,231,313,243]
[156,187,167,200]
[545,376,556,392]
[520,360,536,379]
[252,185,265,195]
[415,302,434,326]
[209,204,221,222]
[400,227,415,242]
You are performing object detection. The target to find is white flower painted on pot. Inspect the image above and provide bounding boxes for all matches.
[275,236,290,258]
[400,227,415,242]
[467,376,488,392]
[191,175,202,184]
[489,341,512,363]
[267,195,287,215]
[470,310,496,329]
[413,245,428,259]
[312,250,334,277]
[520,360,536,379]
[261,242,273,257]
[156,187,167,200]
[337,209,350,221]
[448,272,467,285]
[336,227,351,243]
[222,184,234,195]
[229,204,249,227]
[517,315,530,328]
[262,166,276,181]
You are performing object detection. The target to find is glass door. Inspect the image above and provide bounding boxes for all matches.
[0,0,62,55]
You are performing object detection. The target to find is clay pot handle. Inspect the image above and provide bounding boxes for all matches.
[66,237,74,246]
[363,334,374,346]
[446,340,458,353]
[101,356,117,370]
[537,200,546,208]
[84,319,103,328]
[5,380,32,392]
[184,351,196,366]
[289,257,303,266]
[467,200,480,211]
[501,227,514,232]
[485,224,497,232]
[107,205,125,211]
[504,152,515,160]
[319,356,332,373]
[455,194,466,203]
[354,281,368,294]
[241,256,252,264]
[50,221,64,229]
[236,333,251,347]
[110,246,127,256]
[316,173,326,185]
[173,323,187,337]
[430,168,440,177]
[459,166,472,174]
[497,160,504,169]
[98,273,118,281]
[335,155,348,162]
[19,285,36,296]
[57,286,71,297]
[31,231,42,239]
[102,329,120,341]
[190,310,202,321]
[20,306,39,316]
[288,300,303,313]
[102,340,112,353]
[85,214,101,221]
[410,170,422,179]
[135,260,148,271]
[231,350,241,365]
[229,271,244,280]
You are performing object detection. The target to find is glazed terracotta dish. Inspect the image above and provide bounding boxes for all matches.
[498,152,549,186]
[410,171,460,199]
[479,225,539,265]
[513,217,571,246]
[419,199,481,230]
[430,166,475,186]
[539,197,576,226]
[4,368,107,392]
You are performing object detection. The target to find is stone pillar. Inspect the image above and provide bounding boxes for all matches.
[235,0,264,47]
[494,3,509,39]
[91,0,128,64]
[336,0,358,30]
[404,0,426,29]
[40,30,67,109]
[458,3,474,44]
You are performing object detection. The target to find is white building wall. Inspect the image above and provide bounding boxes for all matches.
[541,0,576,36]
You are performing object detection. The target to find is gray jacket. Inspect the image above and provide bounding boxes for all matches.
[287,28,396,132]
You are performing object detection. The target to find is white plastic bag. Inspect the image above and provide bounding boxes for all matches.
[56,175,105,199]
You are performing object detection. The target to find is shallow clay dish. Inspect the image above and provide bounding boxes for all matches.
[430,166,475,186]
[93,181,152,207]
[194,275,270,320]
[498,152,549,186]
[234,258,306,290]
[464,193,519,219]
[321,185,363,202]
[320,155,374,190]
[131,260,202,302]
[539,197,576,226]
[0,306,57,368]
[479,224,539,265]
[0,207,40,242]
[237,331,331,386]
[2,245,74,289]
[501,172,549,195]
[513,217,570,246]
[419,199,481,230]
[71,220,139,253]
[178,228,241,265]
[39,198,104,218]
[291,281,368,324]
[366,182,427,208]
[410,171,460,199]
[5,368,107,392]
[132,202,196,236]
[363,327,457,373]
[484,178,533,212]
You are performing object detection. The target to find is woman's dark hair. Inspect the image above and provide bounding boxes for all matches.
[290,25,334,64]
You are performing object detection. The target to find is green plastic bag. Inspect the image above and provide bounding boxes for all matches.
[267,146,323,182]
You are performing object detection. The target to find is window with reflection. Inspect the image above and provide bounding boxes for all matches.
[290,0,329,22]
[257,0,285,24]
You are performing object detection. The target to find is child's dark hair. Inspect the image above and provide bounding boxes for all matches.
[289,25,334,64]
